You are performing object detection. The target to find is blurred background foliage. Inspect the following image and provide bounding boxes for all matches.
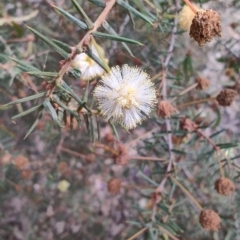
[0,0,240,239]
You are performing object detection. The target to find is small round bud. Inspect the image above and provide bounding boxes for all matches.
[215,178,235,196]
[199,209,221,231]
[190,10,221,46]
[156,101,175,118]
[195,77,210,90]
[216,89,237,106]
[107,178,121,195]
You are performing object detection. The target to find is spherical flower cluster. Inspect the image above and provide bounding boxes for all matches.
[71,42,108,81]
[94,65,157,130]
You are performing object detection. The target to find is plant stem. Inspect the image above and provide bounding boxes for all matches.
[127,227,148,240]
[183,0,198,14]
[170,83,198,103]
[177,96,215,109]
[130,156,166,161]
[171,176,203,211]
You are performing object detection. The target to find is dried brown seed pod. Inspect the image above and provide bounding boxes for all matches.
[107,178,121,195]
[215,177,235,196]
[156,100,175,118]
[195,77,210,90]
[199,209,221,231]
[190,9,221,46]
[114,143,129,165]
[216,89,237,106]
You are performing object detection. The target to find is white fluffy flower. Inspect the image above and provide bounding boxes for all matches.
[71,43,107,81]
[94,65,157,130]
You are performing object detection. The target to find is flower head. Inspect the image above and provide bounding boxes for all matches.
[71,42,107,81]
[199,209,221,231]
[178,4,200,31]
[94,65,157,130]
[190,9,221,46]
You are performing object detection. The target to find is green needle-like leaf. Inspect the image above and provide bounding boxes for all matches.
[10,57,40,72]
[117,0,153,25]
[27,26,69,59]
[27,71,58,78]
[71,0,94,29]
[51,39,72,53]
[43,99,62,127]
[24,109,45,139]
[52,95,81,122]
[12,103,43,120]
[3,92,46,106]
[102,21,134,57]
[88,0,106,7]
[53,5,87,30]
[93,31,143,45]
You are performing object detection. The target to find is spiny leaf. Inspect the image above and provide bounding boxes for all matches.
[10,57,39,72]
[102,21,134,57]
[12,103,43,120]
[43,99,62,127]
[24,109,45,139]
[61,81,91,113]
[93,31,143,45]
[51,39,72,53]
[85,47,108,72]
[27,71,58,78]
[27,26,69,59]
[109,122,119,141]
[52,95,81,122]
[53,5,87,30]
[88,0,106,7]
[71,0,94,29]
[3,92,46,106]
[117,0,154,25]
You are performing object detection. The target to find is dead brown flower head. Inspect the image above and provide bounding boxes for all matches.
[114,143,129,165]
[199,209,221,231]
[107,178,121,195]
[157,100,175,118]
[195,77,210,90]
[215,177,235,196]
[180,117,198,132]
[190,9,221,46]
[216,89,237,106]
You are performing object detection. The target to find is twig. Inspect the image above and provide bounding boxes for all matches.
[127,227,148,240]
[182,0,198,14]
[48,0,116,96]
[171,176,203,211]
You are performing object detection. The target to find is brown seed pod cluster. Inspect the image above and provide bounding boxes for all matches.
[190,10,221,46]
[215,177,235,196]
[195,77,210,90]
[199,209,221,231]
[216,89,237,106]
[107,178,121,195]
[156,100,175,118]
